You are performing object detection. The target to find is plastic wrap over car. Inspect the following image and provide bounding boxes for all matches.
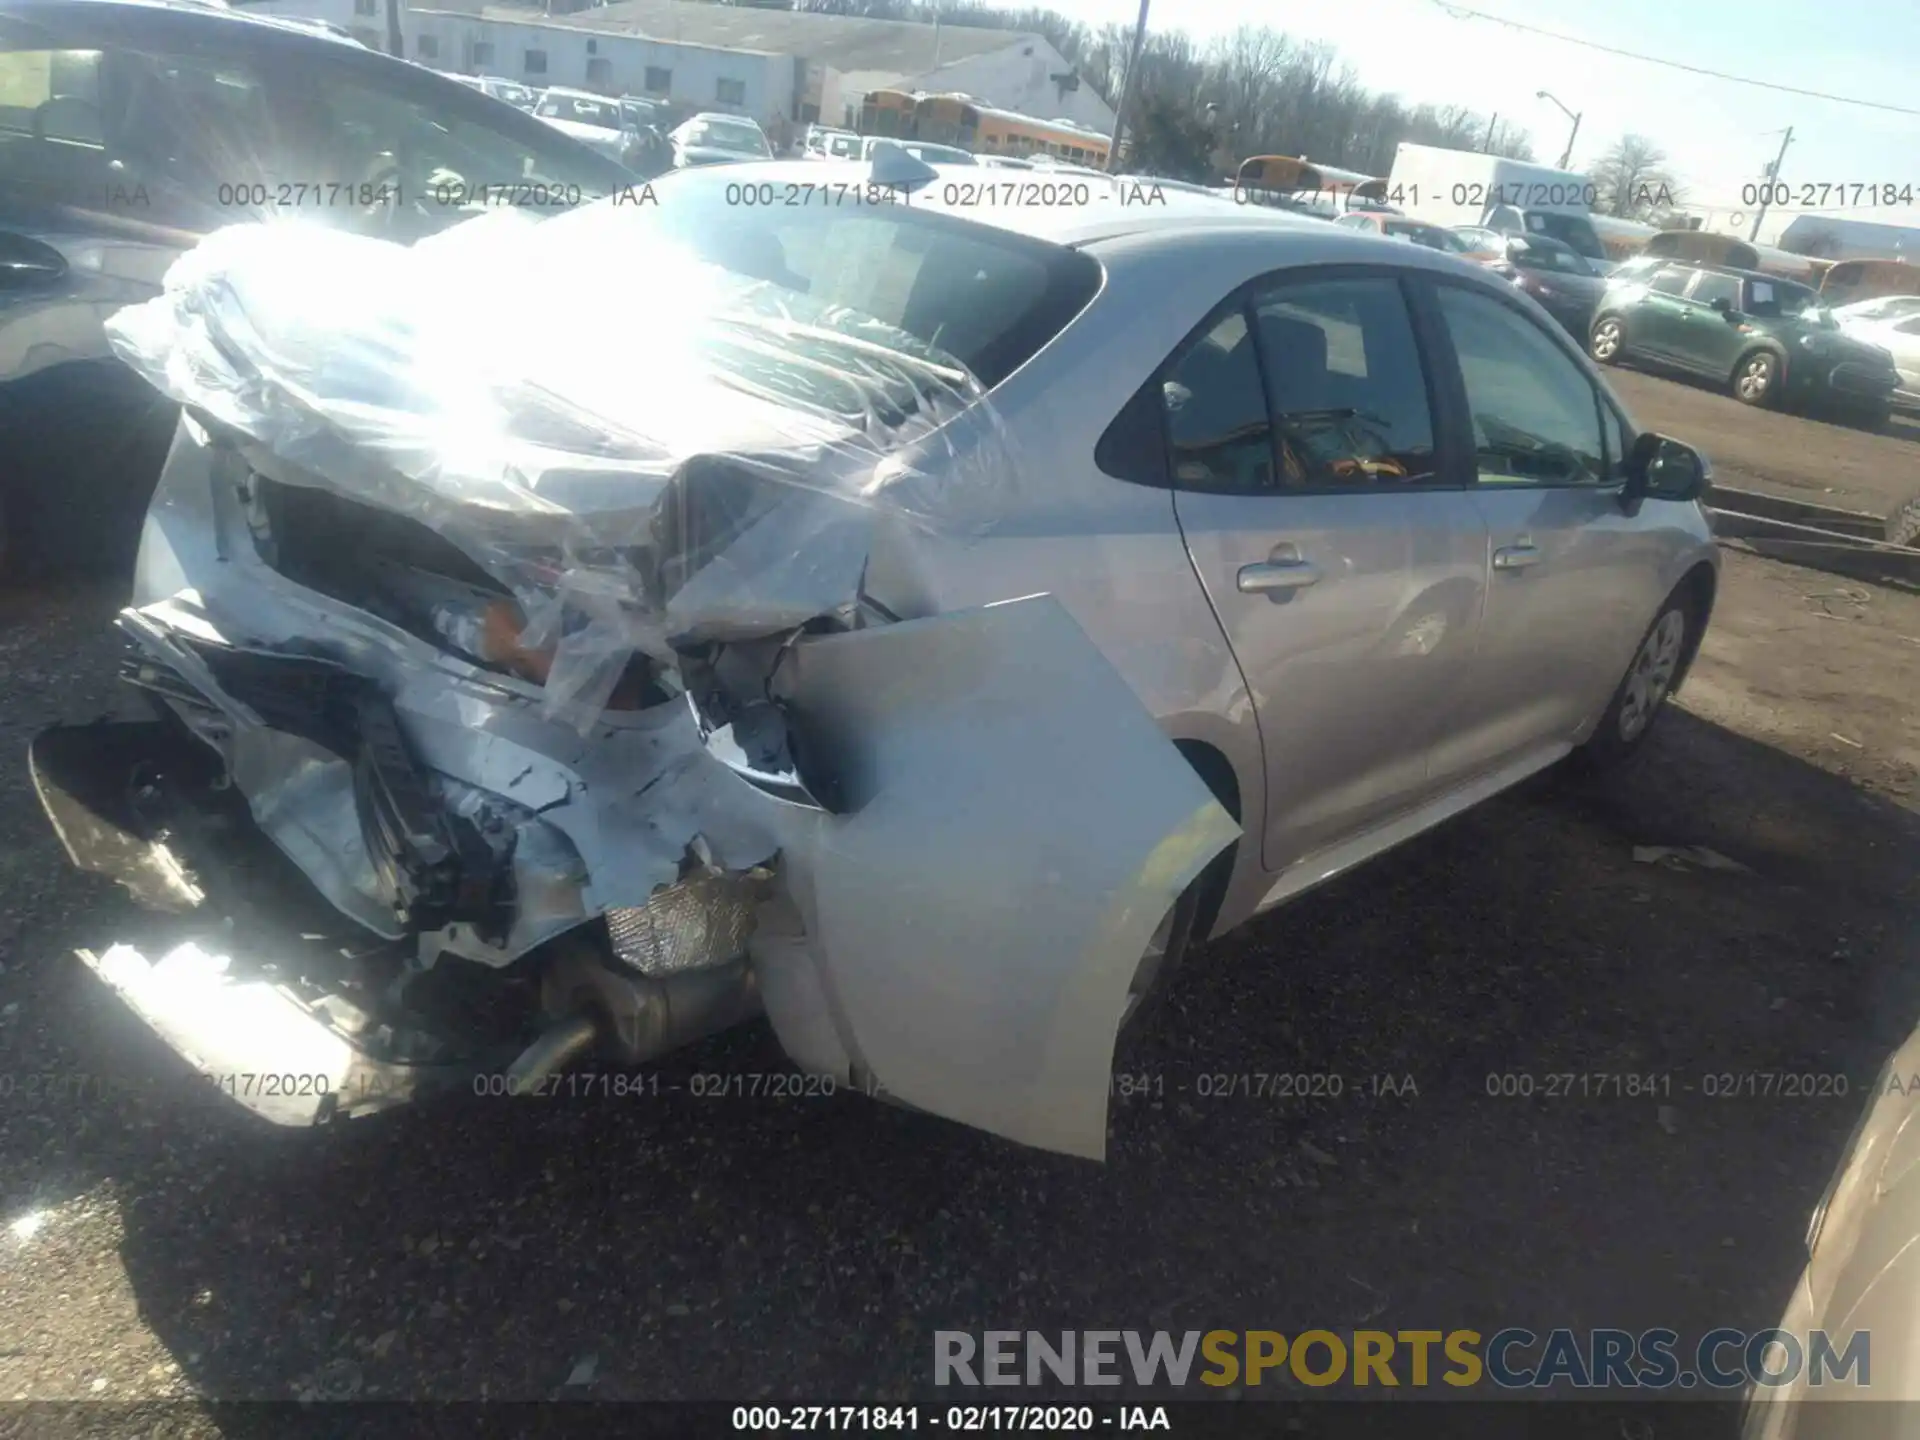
[52,197,1239,1159]
[104,208,1017,726]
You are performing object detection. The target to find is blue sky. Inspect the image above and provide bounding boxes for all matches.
[1046,0,1920,237]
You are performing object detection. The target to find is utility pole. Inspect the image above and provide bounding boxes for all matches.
[1749,127,1794,243]
[1106,0,1150,174]
[385,0,404,59]
[1482,113,1498,153]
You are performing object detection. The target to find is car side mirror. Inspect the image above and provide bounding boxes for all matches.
[1623,431,1710,509]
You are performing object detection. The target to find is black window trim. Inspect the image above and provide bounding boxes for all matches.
[1095,261,1478,499]
[1417,269,1632,492]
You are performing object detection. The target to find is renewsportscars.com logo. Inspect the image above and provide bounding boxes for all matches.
[933,1329,1869,1391]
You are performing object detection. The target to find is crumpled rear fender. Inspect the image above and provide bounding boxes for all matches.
[747,595,1240,1160]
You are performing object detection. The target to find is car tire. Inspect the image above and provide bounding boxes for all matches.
[1888,490,1920,549]
[1589,314,1626,365]
[1731,348,1781,407]
[1568,590,1700,774]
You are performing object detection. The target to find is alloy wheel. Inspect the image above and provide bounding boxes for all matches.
[1736,354,1775,403]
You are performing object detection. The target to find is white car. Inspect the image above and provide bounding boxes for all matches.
[533,87,630,163]
[1834,299,1920,411]
[44,160,1718,1162]
[1746,1022,1920,1435]
[670,113,774,167]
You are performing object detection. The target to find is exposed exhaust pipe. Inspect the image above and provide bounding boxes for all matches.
[505,1012,601,1093]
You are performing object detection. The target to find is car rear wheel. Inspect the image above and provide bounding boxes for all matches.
[1732,349,1779,407]
[1589,315,1626,364]
[1569,592,1698,773]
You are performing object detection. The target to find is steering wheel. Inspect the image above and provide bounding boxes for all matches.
[30,95,104,146]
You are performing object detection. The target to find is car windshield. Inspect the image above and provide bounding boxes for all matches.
[687,119,769,154]
[493,83,535,107]
[537,94,621,130]
[1511,237,1594,275]
[1383,221,1467,253]
[1522,211,1609,263]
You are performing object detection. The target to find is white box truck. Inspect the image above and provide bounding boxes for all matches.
[1386,143,1611,268]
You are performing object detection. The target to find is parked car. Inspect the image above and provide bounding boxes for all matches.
[33,158,1717,1160]
[446,73,541,113]
[669,113,773,167]
[803,125,862,161]
[1471,232,1612,337]
[478,75,541,112]
[532,86,632,163]
[1834,303,1920,413]
[1335,212,1478,254]
[1744,1021,1920,1435]
[1588,261,1902,424]
[0,0,636,580]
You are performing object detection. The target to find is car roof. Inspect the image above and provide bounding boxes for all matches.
[659,162,1516,280]
[2,0,353,40]
[541,86,609,100]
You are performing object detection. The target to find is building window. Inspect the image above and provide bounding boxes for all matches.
[470,40,494,67]
[524,49,547,74]
[644,65,671,94]
[586,57,611,86]
[416,34,438,58]
[352,0,375,14]
[716,77,745,106]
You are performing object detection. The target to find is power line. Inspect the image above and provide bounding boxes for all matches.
[1426,0,1920,117]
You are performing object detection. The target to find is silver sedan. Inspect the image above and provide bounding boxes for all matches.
[35,162,1719,1159]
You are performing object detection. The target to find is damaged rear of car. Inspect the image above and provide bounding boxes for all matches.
[33,173,1239,1159]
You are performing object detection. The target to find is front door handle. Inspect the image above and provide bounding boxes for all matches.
[1492,543,1541,571]
[1237,560,1320,597]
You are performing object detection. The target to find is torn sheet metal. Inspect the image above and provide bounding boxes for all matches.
[102,211,1016,729]
[747,595,1241,1161]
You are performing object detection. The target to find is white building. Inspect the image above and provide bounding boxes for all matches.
[246,0,1113,138]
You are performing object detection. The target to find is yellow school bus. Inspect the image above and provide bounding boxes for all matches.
[916,94,1110,166]
[1233,156,1384,212]
[858,88,918,139]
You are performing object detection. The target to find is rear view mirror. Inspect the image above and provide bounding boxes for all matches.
[1624,432,1710,508]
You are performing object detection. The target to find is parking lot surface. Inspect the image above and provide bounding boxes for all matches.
[0,369,1916,1419]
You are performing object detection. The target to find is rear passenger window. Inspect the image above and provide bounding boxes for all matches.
[1251,277,1437,486]
[1160,310,1273,492]
[1434,285,1607,487]
[1649,267,1692,296]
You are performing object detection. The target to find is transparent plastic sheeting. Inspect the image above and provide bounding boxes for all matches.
[104,209,1018,727]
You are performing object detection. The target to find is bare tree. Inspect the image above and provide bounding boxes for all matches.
[1588,135,1685,219]
[790,0,1533,176]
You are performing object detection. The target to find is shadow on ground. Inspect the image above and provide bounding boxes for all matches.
[1,690,1915,1409]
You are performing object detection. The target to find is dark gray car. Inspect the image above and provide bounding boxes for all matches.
[0,0,635,578]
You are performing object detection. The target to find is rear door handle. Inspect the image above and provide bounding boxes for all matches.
[1237,559,1320,596]
[1492,543,1541,571]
